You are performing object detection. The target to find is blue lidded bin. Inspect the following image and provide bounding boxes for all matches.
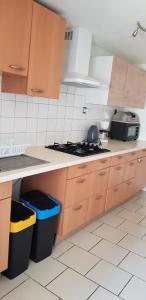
[20,190,61,262]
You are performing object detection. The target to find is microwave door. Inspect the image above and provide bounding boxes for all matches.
[127,125,138,139]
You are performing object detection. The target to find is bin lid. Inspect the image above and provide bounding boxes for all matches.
[10,201,36,233]
[20,190,61,220]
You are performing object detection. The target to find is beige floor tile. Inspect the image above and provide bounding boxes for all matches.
[90,239,128,265]
[86,260,131,295]
[119,234,146,257]
[51,240,73,258]
[135,197,146,207]
[89,286,121,300]
[119,252,146,281]
[136,206,146,216]
[58,246,100,275]
[0,274,28,298]
[84,220,102,233]
[98,213,124,227]
[117,209,144,223]
[120,276,146,300]
[47,268,97,300]
[110,206,125,215]
[118,220,146,238]
[25,257,66,286]
[93,224,126,243]
[121,201,141,212]
[2,279,59,300]
[139,217,146,227]
[67,229,101,251]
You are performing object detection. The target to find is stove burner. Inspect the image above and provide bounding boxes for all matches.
[45,141,110,157]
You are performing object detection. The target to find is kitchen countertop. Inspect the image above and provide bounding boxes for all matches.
[0,140,146,183]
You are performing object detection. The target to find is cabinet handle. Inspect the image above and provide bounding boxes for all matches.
[73,205,82,211]
[129,162,135,166]
[78,165,88,169]
[127,181,132,185]
[9,64,25,71]
[117,156,123,159]
[31,88,44,93]
[115,166,122,171]
[77,179,86,184]
[131,152,136,156]
[99,171,106,176]
[114,188,119,192]
[95,195,103,200]
[138,158,143,163]
[100,159,108,164]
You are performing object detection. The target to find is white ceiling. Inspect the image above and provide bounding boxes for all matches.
[40,0,146,64]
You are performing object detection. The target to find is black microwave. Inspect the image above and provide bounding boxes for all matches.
[110,121,140,141]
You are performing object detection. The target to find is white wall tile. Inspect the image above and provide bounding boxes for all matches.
[1,100,15,117]
[27,103,38,118]
[14,118,27,133]
[15,101,27,118]
[38,104,48,119]
[27,118,38,133]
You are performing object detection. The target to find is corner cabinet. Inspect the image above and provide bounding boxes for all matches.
[27,2,66,98]
[1,1,66,99]
[0,0,33,76]
[87,56,146,109]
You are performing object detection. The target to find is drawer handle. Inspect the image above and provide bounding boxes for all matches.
[78,165,88,169]
[131,152,136,155]
[115,166,122,171]
[99,171,106,176]
[129,162,135,166]
[31,88,44,93]
[138,158,143,163]
[127,181,132,185]
[77,179,86,184]
[73,205,82,211]
[117,156,123,159]
[114,188,119,192]
[9,64,25,71]
[100,160,108,164]
[95,195,103,200]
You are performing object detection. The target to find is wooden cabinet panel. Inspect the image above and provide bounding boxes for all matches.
[62,200,88,236]
[90,158,111,172]
[65,175,91,208]
[27,2,66,98]
[0,0,32,76]
[91,169,109,196]
[105,184,124,211]
[138,148,146,158]
[123,160,137,181]
[87,193,106,221]
[108,164,125,188]
[135,157,146,191]
[111,154,128,166]
[108,57,128,106]
[123,178,137,200]
[0,198,11,272]
[0,181,12,200]
[67,163,91,179]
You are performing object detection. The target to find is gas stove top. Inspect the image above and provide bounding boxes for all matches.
[45,142,110,157]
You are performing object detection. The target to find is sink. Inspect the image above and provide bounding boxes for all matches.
[0,155,48,172]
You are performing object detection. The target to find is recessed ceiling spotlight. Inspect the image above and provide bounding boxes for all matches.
[132,21,146,38]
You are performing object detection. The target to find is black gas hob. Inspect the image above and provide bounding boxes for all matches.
[45,142,110,157]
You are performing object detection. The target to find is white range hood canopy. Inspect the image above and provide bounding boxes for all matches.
[62,27,106,88]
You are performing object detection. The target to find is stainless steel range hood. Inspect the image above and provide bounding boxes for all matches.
[62,28,106,88]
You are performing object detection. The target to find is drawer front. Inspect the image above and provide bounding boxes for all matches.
[62,200,88,236]
[91,168,109,196]
[123,178,137,200]
[65,174,91,208]
[137,148,146,158]
[0,198,11,272]
[90,158,111,172]
[87,193,106,221]
[108,164,125,188]
[126,151,138,161]
[111,154,127,166]
[67,163,91,179]
[105,184,124,211]
[0,181,12,200]
[123,160,137,181]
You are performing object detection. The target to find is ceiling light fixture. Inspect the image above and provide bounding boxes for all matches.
[132,21,146,38]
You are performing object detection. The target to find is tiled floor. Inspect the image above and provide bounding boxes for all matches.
[1,191,146,299]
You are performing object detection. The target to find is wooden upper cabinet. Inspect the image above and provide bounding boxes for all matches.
[108,57,128,106]
[0,0,32,76]
[27,2,66,98]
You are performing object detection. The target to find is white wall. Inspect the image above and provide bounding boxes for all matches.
[0,85,114,145]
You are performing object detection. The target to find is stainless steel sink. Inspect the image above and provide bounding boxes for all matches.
[0,155,48,172]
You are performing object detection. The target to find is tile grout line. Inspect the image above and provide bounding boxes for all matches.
[0,277,29,300]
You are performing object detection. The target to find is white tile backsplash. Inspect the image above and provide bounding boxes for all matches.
[0,85,114,145]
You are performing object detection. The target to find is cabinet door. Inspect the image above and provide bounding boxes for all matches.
[108,164,125,188]
[135,157,146,191]
[108,57,128,106]
[87,194,106,221]
[124,64,145,108]
[123,160,137,181]
[123,178,137,200]
[91,169,109,196]
[65,175,91,208]
[105,184,124,211]
[0,198,11,272]
[0,0,32,76]
[27,2,66,98]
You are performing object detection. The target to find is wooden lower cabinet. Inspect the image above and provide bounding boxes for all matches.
[108,164,125,188]
[123,178,137,200]
[123,160,137,181]
[62,200,88,236]
[135,156,146,191]
[105,184,124,211]
[87,193,106,221]
[0,198,11,272]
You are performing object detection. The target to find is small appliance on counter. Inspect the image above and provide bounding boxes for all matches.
[99,130,109,143]
[87,125,99,143]
[110,110,140,141]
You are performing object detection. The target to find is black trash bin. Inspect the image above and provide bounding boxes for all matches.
[3,201,36,279]
[20,190,61,262]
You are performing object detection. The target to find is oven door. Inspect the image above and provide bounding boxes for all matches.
[127,124,139,140]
